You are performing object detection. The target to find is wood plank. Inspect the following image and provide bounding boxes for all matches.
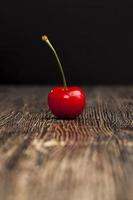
[0,86,132,200]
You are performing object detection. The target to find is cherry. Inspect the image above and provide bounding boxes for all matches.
[42,35,86,119]
[48,87,85,119]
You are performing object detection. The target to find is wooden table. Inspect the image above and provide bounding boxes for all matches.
[0,86,133,200]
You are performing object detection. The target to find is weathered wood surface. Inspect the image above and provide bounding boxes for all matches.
[0,86,133,200]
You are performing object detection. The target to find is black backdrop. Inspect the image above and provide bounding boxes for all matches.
[0,0,132,85]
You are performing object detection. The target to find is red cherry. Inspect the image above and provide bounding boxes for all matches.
[42,35,86,119]
[48,87,86,119]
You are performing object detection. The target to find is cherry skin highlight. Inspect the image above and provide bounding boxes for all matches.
[48,87,86,119]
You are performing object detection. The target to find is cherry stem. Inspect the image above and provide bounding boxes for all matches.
[42,35,67,89]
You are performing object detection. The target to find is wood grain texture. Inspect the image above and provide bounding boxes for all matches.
[0,86,133,200]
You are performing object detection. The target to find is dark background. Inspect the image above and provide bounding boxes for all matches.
[0,0,132,85]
